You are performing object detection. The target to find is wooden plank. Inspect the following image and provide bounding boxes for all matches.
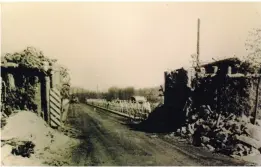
[50,98,60,108]
[50,88,60,97]
[49,88,62,127]
[52,88,61,98]
[51,87,60,94]
[50,92,60,100]
[50,91,60,101]
[50,116,60,126]
[50,108,60,119]
[50,109,60,120]
[50,121,57,127]
[50,117,60,127]
[50,108,61,119]
[50,97,61,109]
[50,111,60,121]
[50,109,61,123]
[50,100,61,116]
[49,94,60,104]
[51,119,60,127]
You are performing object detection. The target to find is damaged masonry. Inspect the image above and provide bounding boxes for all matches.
[164,57,261,158]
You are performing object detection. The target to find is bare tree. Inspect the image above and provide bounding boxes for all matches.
[245,27,261,124]
[245,27,261,71]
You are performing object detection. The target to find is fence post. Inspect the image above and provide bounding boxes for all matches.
[61,98,64,127]
[253,76,261,125]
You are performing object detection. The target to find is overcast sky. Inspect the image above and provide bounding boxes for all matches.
[1,2,261,91]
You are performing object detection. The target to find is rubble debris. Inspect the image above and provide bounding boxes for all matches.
[206,144,215,152]
[11,141,35,158]
[235,135,261,149]
[200,136,210,144]
[150,134,158,138]
[174,105,261,158]
[244,123,261,141]
[181,126,187,134]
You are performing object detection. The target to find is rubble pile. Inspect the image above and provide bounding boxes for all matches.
[10,141,35,158]
[175,105,261,157]
[1,110,79,165]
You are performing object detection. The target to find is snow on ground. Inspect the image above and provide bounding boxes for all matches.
[1,110,79,166]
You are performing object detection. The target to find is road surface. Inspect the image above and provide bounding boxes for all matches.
[64,103,249,166]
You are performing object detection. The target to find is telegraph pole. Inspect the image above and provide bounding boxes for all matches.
[194,18,201,89]
[196,18,200,69]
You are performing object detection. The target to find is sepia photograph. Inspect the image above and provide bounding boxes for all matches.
[1,1,261,166]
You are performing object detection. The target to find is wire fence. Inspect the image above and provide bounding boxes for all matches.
[87,99,154,119]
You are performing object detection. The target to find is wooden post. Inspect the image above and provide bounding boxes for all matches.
[50,71,55,89]
[61,98,64,127]
[253,76,261,125]
[45,76,51,125]
[34,76,42,117]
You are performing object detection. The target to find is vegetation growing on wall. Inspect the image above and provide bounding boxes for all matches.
[192,72,255,117]
[4,77,38,113]
[2,47,57,72]
[1,47,70,114]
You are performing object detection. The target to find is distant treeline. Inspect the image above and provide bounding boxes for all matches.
[71,86,162,103]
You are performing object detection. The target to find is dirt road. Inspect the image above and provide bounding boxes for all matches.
[65,103,250,166]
